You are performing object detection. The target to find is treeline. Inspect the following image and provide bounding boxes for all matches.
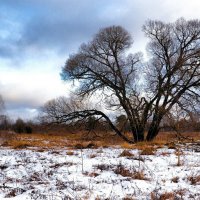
[0,113,199,135]
[0,115,33,133]
[0,115,111,134]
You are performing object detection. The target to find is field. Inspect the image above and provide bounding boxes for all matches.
[0,132,200,199]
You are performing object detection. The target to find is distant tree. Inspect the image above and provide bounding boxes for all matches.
[43,19,200,143]
[13,118,25,133]
[41,96,102,130]
[0,95,11,130]
[0,115,12,130]
[40,96,84,124]
[13,118,33,134]
[25,126,32,134]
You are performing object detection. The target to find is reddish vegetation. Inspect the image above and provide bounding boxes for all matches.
[0,130,199,149]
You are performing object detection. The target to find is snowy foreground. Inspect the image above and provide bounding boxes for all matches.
[0,145,200,200]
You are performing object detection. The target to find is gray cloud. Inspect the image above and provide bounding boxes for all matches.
[0,1,89,55]
[1,0,200,59]
[0,0,146,60]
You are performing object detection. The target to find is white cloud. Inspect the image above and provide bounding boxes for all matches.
[0,54,75,119]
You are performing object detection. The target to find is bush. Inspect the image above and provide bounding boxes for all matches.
[13,118,33,134]
[25,126,32,134]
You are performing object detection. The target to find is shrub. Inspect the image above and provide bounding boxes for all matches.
[96,164,111,171]
[187,174,200,185]
[114,164,148,180]
[171,176,179,183]
[25,126,32,134]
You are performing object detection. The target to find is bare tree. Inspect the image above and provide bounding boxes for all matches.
[44,19,200,143]
[143,18,200,140]
[41,95,135,142]
[0,115,12,130]
[60,26,146,142]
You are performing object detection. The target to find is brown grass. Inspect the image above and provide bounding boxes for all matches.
[160,152,171,156]
[84,172,99,177]
[171,176,179,183]
[96,164,111,171]
[4,133,70,149]
[151,189,186,200]
[90,154,97,158]
[1,131,199,150]
[66,151,74,156]
[114,164,148,180]
[122,197,136,200]
[50,162,73,169]
[140,147,155,155]
[187,174,200,185]
[158,192,175,200]
[12,142,31,149]
[119,150,134,157]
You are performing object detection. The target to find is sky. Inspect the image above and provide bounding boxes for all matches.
[1,0,200,120]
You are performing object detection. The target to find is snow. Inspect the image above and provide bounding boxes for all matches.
[0,145,199,199]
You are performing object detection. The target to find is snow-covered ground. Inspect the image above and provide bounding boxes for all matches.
[0,145,200,199]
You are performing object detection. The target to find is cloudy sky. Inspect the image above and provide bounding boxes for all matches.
[1,0,200,120]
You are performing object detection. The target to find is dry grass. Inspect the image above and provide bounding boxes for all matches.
[159,192,175,200]
[122,197,136,200]
[160,152,171,156]
[114,164,148,180]
[175,189,187,198]
[151,189,186,200]
[96,164,111,171]
[171,176,179,183]
[114,164,134,178]
[140,147,156,155]
[187,174,200,185]
[0,130,199,150]
[13,143,31,149]
[74,142,97,149]
[50,162,73,169]
[66,151,74,156]
[84,172,99,177]
[167,143,176,149]
[90,154,97,158]
[119,150,134,157]
[4,133,70,149]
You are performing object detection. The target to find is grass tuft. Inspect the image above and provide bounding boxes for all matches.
[187,174,200,185]
[119,150,134,157]
[114,164,148,180]
[140,147,155,155]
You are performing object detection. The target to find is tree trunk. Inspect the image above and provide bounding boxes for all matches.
[132,128,145,142]
[146,125,159,141]
[146,114,162,141]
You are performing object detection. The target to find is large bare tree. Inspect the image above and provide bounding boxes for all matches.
[143,18,200,140]
[44,18,200,142]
